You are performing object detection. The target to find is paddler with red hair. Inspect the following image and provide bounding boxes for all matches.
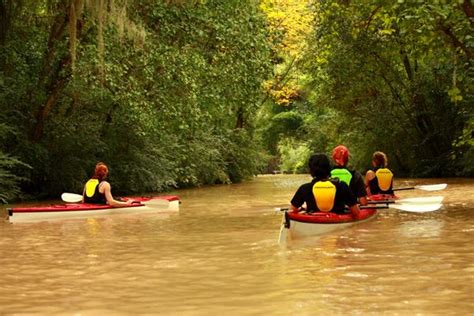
[82,162,133,207]
[330,145,368,206]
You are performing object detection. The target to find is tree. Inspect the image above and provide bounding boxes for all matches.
[300,0,473,176]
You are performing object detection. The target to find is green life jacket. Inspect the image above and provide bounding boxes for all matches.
[330,168,352,186]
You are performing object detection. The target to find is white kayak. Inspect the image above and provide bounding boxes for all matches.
[7,195,180,223]
[279,208,378,243]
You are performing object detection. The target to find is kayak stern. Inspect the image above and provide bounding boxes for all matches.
[279,209,377,242]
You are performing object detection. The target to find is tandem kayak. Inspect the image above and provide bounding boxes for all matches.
[6,195,180,223]
[278,208,377,242]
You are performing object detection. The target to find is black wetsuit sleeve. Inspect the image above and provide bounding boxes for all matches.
[339,182,357,207]
[351,171,367,198]
[291,185,306,208]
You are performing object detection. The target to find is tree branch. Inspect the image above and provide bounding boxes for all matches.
[462,0,474,26]
[437,22,474,60]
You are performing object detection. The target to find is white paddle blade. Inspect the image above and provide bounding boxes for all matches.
[395,183,447,192]
[416,183,447,191]
[61,192,82,203]
[278,226,287,244]
[391,203,442,213]
[398,196,444,204]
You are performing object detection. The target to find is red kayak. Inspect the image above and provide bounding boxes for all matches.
[368,194,398,200]
[7,195,180,223]
[367,194,398,203]
[279,208,378,241]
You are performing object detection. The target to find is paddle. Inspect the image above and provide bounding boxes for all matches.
[385,203,442,213]
[394,183,447,191]
[368,196,444,205]
[361,203,442,212]
[275,202,442,213]
[61,192,83,203]
[278,215,288,244]
[61,192,170,207]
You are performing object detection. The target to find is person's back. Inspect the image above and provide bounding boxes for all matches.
[292,178,355,214]
[291,153,361,218]
[83,163,108,204]
[84,178,107,204]
[330,145,367,205]
[365,151,394,195]
[82,162,133,207]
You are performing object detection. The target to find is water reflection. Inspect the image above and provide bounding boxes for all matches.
[398,219,444,238]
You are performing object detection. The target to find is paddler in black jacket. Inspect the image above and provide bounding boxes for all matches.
[365,151,394,196]
[83,162,133,207]
[290,154,362,219]
[330,145,368,206]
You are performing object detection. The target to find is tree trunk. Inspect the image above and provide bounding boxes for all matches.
[30,2,83,142]
[235,107,244,129]
[462,0,474,27]
[0,0,11,46]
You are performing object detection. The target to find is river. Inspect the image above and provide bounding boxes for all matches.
[0,175,473,315]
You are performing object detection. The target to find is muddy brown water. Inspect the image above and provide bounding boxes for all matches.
[0,175,473,315]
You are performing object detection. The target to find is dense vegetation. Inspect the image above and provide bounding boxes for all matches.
[259,0,473,177]
[0,0,472,202]
[0,0,272,200]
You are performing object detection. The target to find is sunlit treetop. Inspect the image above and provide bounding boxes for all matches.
[260,0,315,57]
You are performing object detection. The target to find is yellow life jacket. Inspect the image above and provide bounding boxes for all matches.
[375,168,393,191]
[85,179,100,198]
[312,180,336,212]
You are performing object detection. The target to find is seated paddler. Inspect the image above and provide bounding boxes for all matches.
[330,144,368,206]
[83,162,133,207]
[290,153,361,219]
[365,151,394,197]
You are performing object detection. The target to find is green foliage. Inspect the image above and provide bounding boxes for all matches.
[1,0,471,204]
[278,139,311,174]
[0,153,27,204]
[299,0,473,177]
[0,0,272,201]
[260,110,304,154]
[453,117,474,176]
[0,123,31,203]
[256,0,472,177]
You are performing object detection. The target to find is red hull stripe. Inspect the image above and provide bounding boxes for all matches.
[287,209,377,224]
[10,195,180,213]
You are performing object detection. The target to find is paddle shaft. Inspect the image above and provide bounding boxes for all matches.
[277,202,440,212]
[276,205,389,212]
[394,183,447,192]
[368,195,445,205]
[394,187,416,191]
[361,205,389,209]
[368,200,395,204]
